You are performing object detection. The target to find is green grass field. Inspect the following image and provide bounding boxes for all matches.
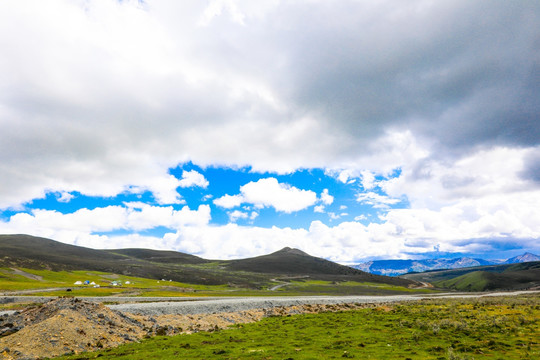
[0,267,228,298]
[54,295,540,360]
[0,267,434,302]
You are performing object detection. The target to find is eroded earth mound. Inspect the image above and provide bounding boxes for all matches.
[0,297,370,359]
[0,298,147,359]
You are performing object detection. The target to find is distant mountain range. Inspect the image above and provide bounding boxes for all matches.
[352,252,540,276]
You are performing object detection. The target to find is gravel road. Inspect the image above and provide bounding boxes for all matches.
[2,290,537,317]
[109,295,414,315]
[110,290,539,316]
[0,296,223,305]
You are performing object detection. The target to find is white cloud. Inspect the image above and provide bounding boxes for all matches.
[360,171,376,190]
[336,170,354,184]
[328,212,341,220]
[215,178,317,213]
[0,1,539,261]
[178,170,209,188]
[382,147,534,209]
[214,194,243,209]
[356,192,401,208]
[145,175,183,205]
[0,203,211,239]
[320,189,334,205]
[311,189,334,214]
[228,210,248,222]
[227,209,258,223]
[1,1,537,210]
[240,178,318,212]
[56,191,74,203]
[1,189,540,262]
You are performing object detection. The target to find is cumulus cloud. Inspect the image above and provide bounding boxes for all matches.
[1,191,539,262]
[228,210,248,222]
[0,203,211,237]
[312,189,334,214]
[313,205,325,213]
[382,147,534,209]
[0,0,539,261]
[354,214,367,221]
[178,170,209,188]
[145,175,184,205]
[320,189,334,205]
[360,171,376,191]
[0,0,538,209]
[213,194,243,209]
[214,178,317,213]
[56,192,75,203]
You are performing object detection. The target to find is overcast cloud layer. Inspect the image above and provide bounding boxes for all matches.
[1,0,539,262]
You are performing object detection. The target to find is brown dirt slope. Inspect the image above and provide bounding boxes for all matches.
[0,298,373,360]
[0,298,147,359]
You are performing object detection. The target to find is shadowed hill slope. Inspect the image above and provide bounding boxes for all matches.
[0,235,252,285]
[227,247,414,287]
[107,248,208,265]
[0,235,418,288]
[228,247,364,275]
[0,234,126,271]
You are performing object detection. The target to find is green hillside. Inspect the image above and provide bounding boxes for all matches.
[415,262,540,291]
[0,234,419,292]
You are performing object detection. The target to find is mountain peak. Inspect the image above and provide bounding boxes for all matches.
[505,252,540,264]
[276,247,310,256]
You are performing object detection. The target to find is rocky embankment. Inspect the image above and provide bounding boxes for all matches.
[0,297,373,360]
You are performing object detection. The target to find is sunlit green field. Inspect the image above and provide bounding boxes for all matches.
[54,295,540,360]
[280,279,434,294]
[0,267,434,302]
[0,267,226,298]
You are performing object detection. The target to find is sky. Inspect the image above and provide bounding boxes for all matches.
[0,0,539,264]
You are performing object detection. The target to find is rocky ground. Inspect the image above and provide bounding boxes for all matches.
[0,297,372,360]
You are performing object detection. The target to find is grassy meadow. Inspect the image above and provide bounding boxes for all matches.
[0,267,226,298]
[0,267,433,305]
[54,294,540,360]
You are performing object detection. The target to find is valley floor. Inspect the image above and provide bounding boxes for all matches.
[0,291,539,359]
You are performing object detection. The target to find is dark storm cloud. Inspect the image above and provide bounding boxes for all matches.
[520,148,540,183]
[257,1,540,154]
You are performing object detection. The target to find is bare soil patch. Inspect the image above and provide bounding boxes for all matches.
[7,269,43,281]
[0,298,371,359]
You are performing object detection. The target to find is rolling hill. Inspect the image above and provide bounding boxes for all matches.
[401,261,540,291]
[226,247,409,286]
[0,234,416,289]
